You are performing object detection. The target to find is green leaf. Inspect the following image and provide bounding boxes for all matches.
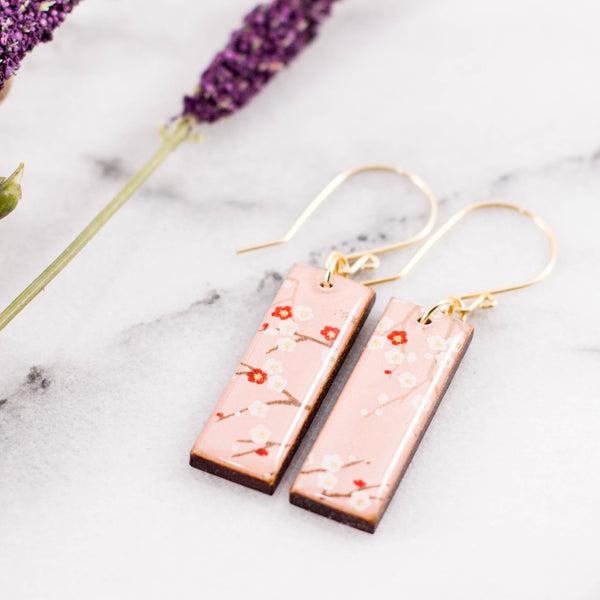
[0,163,24,220]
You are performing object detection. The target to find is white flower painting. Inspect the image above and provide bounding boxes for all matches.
[267,374,287,392]
[248,401,269,418]
[262,358,283,374]
[277,337,296,352]
[294,305,314,321]
[367,335,386,350]
[398,371,418,388]
[321,454,343,473]
[349,490,372,511]
[250,424,271,445]
[317,471,338,492]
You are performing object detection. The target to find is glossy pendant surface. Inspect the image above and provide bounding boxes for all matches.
[290,298,473,532]
[190,264,375,494]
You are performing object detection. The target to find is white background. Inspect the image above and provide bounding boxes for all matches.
[1,1,600,598]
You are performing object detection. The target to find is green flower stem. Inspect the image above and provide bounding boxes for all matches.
[0,116,195,332]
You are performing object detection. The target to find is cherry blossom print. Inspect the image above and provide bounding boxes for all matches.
[376,316,394,332]
[290,298,473,531]
[321,454,344,473]
[249,401,269,418]
[398,371,418,388]
[387,330,408,345]
[295,305,314,321]
[272,305,293,320]
[317,471,338,492]
[367,335,386,350]
[262,358,284,375]
[427,335,447,351]
[190,264,375,496]
[299,456,366,476]
[348,490,372,511]
[231,438,291,460]
[247,368,268,384]
[384,348,405,365]
[279,320,299,335]
[277,337,297,352]
[267,374,288,392]
[250,424,271,445]
[320,326,340,342]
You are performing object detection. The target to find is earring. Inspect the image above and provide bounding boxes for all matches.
[290,202,557,532]
[189,165,438,494]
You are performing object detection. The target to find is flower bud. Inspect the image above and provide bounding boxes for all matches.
[0,78,13,104]
[0,163,24,220]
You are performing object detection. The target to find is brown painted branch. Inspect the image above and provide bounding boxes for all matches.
[323,484,382,498]
[216,382,303,422]
[232,440,290,458]
[266,331,332,354]
[295,333,332,348]
[300,459,363,475]
[364,382,427,418]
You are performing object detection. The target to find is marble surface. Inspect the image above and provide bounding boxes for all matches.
[1,0,599,598]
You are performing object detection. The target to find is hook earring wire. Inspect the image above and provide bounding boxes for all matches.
[360,201,557,320]
[235,165,438,267]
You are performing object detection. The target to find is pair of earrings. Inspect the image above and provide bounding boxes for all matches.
[189,165,556,533]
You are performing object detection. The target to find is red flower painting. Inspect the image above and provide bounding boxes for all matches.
[387,330,407,345]
[320,326,340,342]
[272,305,293,320]
[247,368,268,384]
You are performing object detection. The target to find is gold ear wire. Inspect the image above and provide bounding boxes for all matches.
[236,165,438,261]
[361,201,557,319]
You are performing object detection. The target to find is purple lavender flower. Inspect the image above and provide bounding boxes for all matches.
[0,0,81,90]
[183,0,339,124]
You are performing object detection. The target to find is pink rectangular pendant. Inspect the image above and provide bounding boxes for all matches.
[190,264,375,494]
[290,298,473,532]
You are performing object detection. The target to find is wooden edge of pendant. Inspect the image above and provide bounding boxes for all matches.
[189,291,376,495]
[289,323,475,533]
[289,491,376,533]
[189,454,276,495]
